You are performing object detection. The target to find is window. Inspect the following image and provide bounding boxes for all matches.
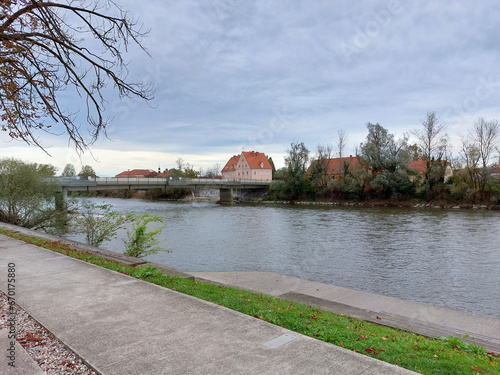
[254,171,256,175]
[246,171,249,175]
[260,171,263,175]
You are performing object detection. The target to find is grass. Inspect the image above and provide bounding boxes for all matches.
[1,228,499,374]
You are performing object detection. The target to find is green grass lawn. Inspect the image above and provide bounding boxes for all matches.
[1,228,499,375]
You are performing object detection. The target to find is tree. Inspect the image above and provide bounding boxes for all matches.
[309,143,332,195]
[266,155,276,175]
[283,142,310,200]
[0,157,63,229]
[459,137,481,193]
[124,214,166,258]
[78,165,96,180]
[359,123,413,199]
[411,111,447,161]
[203,163,221,179]
[470,117,500,168]
[73,201,128,247]
[0,0,153,152]
[336,129,348,158]
[285,142,310,176]
[408,143,424,161]
[61,163,76,177]
[360,123,410,173]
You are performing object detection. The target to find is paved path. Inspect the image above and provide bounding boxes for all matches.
[188,271,500,354]
[0,233,417,375]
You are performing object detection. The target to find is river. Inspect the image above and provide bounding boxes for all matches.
[66,198,500,319]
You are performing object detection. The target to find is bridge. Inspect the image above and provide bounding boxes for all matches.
[54,177,272,205]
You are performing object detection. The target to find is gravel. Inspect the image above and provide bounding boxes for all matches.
[0,291,98,374]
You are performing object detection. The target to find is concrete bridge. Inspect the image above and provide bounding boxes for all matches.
[54,177,272,205]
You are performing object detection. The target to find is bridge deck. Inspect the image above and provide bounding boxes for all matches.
[54,177,272,192]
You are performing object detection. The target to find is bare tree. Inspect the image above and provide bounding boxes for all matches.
[412,111,447,160]
[336,129,347,158]
[470,118,500,168]
[310,143,332,192]
[0,0,153,153]
[460,137,481,191]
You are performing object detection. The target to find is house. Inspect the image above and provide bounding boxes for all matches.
[115,169,156,178]
[221,151,272,181]
[491,166,500,179]
[408,160,453,181]
[306,156,360,180]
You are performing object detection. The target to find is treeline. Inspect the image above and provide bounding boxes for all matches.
[267,113,500,204]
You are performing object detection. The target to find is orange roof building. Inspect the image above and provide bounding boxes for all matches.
[408,160,453,180]
[115,169,156,178]
[307,156,360,179]
[221,151,272,181]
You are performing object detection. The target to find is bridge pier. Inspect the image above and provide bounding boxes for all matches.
[55,188,68,212]
[219,188,234,205]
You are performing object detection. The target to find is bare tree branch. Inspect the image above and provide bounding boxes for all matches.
[1,0,154,153]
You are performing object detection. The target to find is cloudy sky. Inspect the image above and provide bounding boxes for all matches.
[2,0,500,176]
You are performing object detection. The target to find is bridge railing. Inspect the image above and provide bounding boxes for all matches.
[54,177,272,187]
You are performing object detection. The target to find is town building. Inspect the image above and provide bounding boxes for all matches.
[221,151,272,181]
[115,169,156,178]
[306,156,360,180]
[408,160,454,181]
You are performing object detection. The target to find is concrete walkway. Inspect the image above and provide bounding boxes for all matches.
[188,272,500,354]
[0,233,417,375]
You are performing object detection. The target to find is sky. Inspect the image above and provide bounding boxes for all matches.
[2,0,500,176]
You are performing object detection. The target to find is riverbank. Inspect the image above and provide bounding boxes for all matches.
[261,199,500,210]
[1,225,499,374]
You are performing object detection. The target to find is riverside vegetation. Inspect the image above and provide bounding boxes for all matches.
[266,117,500,205]
[1,228,498,375]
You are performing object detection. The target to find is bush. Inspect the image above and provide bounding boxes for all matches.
[73,201,129,247]
[124,214,167,258]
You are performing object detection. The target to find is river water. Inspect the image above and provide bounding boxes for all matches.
[66,198,500,319]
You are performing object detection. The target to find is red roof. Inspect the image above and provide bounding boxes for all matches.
[307,156,359,175]
[222,155,240,172]
[408,160,447,175]
[115,169,155,177]
[241,151,272,169]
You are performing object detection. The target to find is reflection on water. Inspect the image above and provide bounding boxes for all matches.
[66,198,500,318]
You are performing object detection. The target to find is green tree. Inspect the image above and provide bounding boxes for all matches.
[73,201,128,247]
[78,165,96,180]
[309,144,332,197]
[282,142,310,200]
[0,0,152,152]
[267,155,276,175]
[360,123,413,199]
[360,123,411,173]
[61,163,76,177]
[0,158,62,229]
[124,214,166,258]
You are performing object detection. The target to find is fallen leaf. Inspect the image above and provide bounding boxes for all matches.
[382,337,388,341]
[376,316,382,320]
[365,347,379,355]
[471,366,486,374]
